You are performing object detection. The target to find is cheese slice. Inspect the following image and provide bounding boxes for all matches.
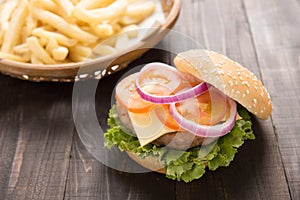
[127,105,241,146]
[128,105,176,146]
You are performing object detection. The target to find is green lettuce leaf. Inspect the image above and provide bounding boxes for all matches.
[104,104,254,182]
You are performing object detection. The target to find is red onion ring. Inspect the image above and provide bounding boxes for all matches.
[169,98,237,137]
[136,63,209,104]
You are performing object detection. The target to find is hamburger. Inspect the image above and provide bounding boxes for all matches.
[104,49,272,182]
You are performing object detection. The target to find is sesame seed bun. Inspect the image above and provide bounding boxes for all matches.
[174,49,272,119]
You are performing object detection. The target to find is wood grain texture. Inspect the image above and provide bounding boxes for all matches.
[0,0,299,199]
[173,0,291,199]
[65,50,176,200]
[0,76,23,199]
[0,80,74,200]
[243,0,300,198]
[65,133,176,200]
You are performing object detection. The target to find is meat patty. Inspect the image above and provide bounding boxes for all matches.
[116,102,136,134]
[116,102,216,150]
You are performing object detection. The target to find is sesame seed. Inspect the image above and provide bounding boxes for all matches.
[254,86,258,90]
[231,88,235,94]
[260,110,264,113]
[239,76,243,81]
[253,98,257,104]
[242,81,250,87]
[235,80,238,85]
[242,94,246,98]
[220,60,227,65]
[246,89,250,94]
[232,76,236,79]
[236,91,240,94]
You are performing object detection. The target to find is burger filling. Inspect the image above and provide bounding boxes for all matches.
[104,63,255,182]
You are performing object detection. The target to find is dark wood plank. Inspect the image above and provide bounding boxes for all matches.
[65,133,176,200]
[0,0,298,199]
[243,0,300,198]
[0,76,24,199]
[65,51,176,199]
[1,80,75,200]
[173,0,291,199]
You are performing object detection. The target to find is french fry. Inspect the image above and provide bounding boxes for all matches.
[13,43,30,54]
[31,0,75,23]
[70,0,80,4]
[30,0,58,14]
[30,54,43,64]
[0,0,19,31]
[45,37,59,54]
[121,1,155,25]
[121,24,139,38]
[13,43,31,62]
[115,33,129,49]
[0,0,157,64]
[68,54,86,62]
[69,44,92,58]
[52,46,69,61]
[75,0,114,9]
[30,7,98,44]
[90,23,114,38]
[27,36,56,64]
[1,0,28,53]
[32,28,77,47]
[0,52,28,62]
[53,0,74,16]
[21,51,31,62]
[25,14,38,36]
[93,44,116,56]
[0,31,4,47]
[72,0,128,23]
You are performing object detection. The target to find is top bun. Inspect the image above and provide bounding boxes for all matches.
[174,49,272,119]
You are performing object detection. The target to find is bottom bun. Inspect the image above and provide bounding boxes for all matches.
[125,151,166,174]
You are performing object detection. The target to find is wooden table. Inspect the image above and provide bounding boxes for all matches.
[1,0,299,199]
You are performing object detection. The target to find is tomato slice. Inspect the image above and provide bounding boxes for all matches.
[173,72,203,94]
[180,72,202,87]
[154,104,181,130]
[115,73,152,113]
[176,88,229,125]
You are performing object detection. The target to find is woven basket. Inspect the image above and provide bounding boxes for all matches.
[0,0,181,82]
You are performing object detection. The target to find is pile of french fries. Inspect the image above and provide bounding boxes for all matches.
[0,0,156,64]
